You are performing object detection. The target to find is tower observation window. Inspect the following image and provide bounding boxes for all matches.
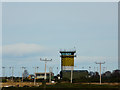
[61,53,72,55]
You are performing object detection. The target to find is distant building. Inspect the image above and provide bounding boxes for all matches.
[35,72,54,80]
[60,70,88,80]
[27,74,34,80]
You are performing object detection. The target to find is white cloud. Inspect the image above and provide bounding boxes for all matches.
[2,43,47,57]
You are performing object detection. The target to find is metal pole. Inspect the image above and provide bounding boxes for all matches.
[2,67,5,77]
[70,66,76,83]
[12,67,14,82]
[34,67,36,85]
[19,72,20,82]
[49,72,51,83]
[49,67,52,83]
[9,67,10,77]
[21,67,26,82]
[100,64,101,85]
[9,67,14,82]
[33,66,39,85]
[9,67,11,80]
[22,68,23,82]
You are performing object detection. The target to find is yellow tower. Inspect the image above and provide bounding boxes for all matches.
[60,50,76,70]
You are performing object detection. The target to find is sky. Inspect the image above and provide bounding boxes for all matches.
[2,2,118,76]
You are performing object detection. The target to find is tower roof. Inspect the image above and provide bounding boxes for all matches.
[60,50,76,53]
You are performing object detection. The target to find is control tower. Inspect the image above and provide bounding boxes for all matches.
[60,50,76,71]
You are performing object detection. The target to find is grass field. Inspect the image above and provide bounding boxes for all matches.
[1,83,120,90]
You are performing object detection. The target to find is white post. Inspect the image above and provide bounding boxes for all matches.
[9,67,11,77]
[21,67,26,82]
[49,72,51,83]
[95,62,105,85]
[71,69,73,83]
[19,72,20,82]
[40,58,52,81]
[71,67,74,83]
[49,67,53,83]
[2,67,5,77]
[100,64,101,85]
[12,67,14,82]
[45,62,46,80]
[22,68,24,82]
[34,67,36,85]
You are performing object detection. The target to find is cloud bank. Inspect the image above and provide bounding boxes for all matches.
[2,43,47,57]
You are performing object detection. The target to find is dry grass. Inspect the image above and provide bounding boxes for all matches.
[0,82,120,88]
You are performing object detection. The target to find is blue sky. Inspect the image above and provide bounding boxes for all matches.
[2,2,118,76]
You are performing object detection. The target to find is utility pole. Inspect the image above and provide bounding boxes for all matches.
[40,58,52,80]
[36,67,39,73]
[9,67,11,80]
[71,68,73,83]
[71,66,76,83]
[21,67,26,82]
[12,67,14,82]
[49,67,53,83]
[19,71,20,82]
[9,67,14,82]
[33,67,37,85]
[95,62,105,85]
[2,67,5,77]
